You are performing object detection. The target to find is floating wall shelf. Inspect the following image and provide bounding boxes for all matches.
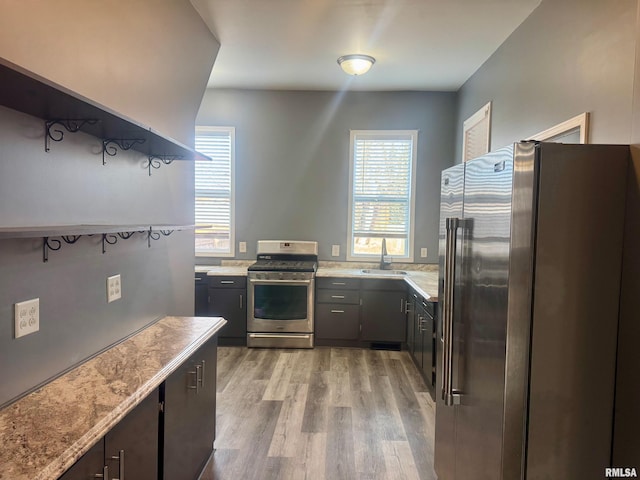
[0,225,196,262]
[0,57,210,167]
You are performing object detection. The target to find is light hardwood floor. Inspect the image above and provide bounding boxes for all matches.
[200,347,437,480]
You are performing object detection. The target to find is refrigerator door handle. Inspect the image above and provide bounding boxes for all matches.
[442,217,461,406]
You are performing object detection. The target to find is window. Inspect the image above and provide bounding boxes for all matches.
[195,126,235,257]
[348,130,418,262]
[462,101,491,162]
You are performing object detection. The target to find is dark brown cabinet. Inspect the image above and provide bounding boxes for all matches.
[162,337,218,480]
[315,277,407,346]
[195,272,209,316]
[199,276,247,344]
[315,277,361,341]
[104,391,158,480]
[406,287,436,394]
[58,440,105,480]
[360,279,407,343]
[59,389,159,480]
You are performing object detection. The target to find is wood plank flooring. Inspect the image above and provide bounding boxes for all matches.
[200,347,437,480]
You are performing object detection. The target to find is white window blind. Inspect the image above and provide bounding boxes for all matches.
[195,126,235,257]
[348,130,417,261]
[462,102,491,162]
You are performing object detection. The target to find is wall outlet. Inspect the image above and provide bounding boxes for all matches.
[15,298,39,338]
[107,274,122,303]
[239,241,247,253]
[420,247,428,258]
[332,244,340,257]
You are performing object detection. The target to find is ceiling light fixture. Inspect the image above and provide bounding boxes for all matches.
[337,54,376,76]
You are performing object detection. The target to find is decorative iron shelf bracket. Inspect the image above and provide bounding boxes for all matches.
[146,154,183,176]
[5,225,193,262]
[45,119,100,152]
[42,235,84,262]
[102,138,146,165]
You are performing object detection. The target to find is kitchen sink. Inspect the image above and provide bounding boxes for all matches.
[360,269,407,275]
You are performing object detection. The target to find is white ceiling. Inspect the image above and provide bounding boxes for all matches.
[191,0,541,92]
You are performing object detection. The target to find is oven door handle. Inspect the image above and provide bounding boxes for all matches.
[248,334,312,339]
[249,278,312,285]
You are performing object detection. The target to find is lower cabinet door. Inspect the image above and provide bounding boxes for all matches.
[104,389,159,480]
[361,290,407,342]
[208,288,246,338]
[58,439,105,480]
[315,304,360,340]
[163,337,218,480]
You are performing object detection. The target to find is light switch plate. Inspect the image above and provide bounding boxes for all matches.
[239,242,247,253]
[15,298,39,338]
[107,274,122,303]
[332,245,340,257]
[420,248,428,258]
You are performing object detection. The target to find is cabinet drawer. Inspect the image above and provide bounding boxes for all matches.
[317,289,360,304]
[316,277,361,290]
[208,276,247,288]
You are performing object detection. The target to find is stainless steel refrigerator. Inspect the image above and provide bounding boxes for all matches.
[435,142,629,480]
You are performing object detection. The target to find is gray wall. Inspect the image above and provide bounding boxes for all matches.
[455,0,637,160]
[0,2,216,407]
[196,89,457,264]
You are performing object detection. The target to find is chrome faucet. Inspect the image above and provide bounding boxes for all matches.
[380,238,392,270]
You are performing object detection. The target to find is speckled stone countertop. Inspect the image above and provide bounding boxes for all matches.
[0,316,226,480]
[197,261,439,300]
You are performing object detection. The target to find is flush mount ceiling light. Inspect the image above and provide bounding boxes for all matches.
[337,54,376,76]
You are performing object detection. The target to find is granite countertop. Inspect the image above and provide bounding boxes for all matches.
[0,316,227,480]
[197,262,439,300]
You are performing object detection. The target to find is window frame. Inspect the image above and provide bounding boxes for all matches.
[346,129,418,263]
[194,125,236,258]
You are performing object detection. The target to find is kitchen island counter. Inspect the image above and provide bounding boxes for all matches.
[0,315,226,480]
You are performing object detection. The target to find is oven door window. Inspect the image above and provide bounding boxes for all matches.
[253,284,308,320]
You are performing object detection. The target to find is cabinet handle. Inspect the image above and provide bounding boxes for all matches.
[400,298,404,313]
[331,295,345,299]
[405,302,412,314]
[239,294,243,309]
[110,449,125,480]
[195,277,202,281]
[330,309,345,313]
[199,360,206,389]
[94,466,109,479]
[188,365,201,392]
[220,280,235,284]
[331,282,347,286]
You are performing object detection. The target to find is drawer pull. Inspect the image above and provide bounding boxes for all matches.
[331,295,345,299]
[331,309,345,313]
[94,466,108,479]
[220,280,235,284]
[332,282,347,286]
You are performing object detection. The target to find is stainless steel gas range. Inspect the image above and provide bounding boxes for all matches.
[246,240,318,348]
